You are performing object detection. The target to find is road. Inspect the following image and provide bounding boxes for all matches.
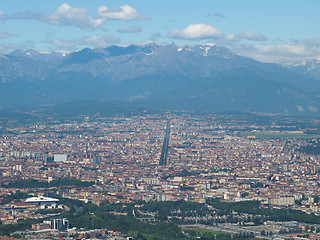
[159,120,170,166]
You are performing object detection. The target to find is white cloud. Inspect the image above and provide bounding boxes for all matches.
[51,39,76,50]
[83,36,120,48]
[226,31,267,41]
[218,38,320,64]
[168,24,223,39]
[297,105,304,112]
[48,35,120,51]
[0,31,16,39]
[225,34,237,41]
[4,3,148,31]
[0,41,35,54]
[117,26,142,33]
[98,5,149,21]
[256,43,306,55]
[0,11,5,20]
[308,106,318,112]
[44,3,103,31]
[237,31,267,41]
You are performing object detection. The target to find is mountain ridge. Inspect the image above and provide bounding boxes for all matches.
[1,43,320,115]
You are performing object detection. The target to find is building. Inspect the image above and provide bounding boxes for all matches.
[271,196,295,206]
[54,154,68,162]
[44,218,69,230]
[25,196,59,207]
[32,223,51,231]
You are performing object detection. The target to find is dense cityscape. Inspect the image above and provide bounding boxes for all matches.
[1,0,320,239]
[0,112,320,239]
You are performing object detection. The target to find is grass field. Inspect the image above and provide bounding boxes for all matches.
[241,131,320,139]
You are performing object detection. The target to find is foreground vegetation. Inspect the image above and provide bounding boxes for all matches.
[209,199,320,224]
[2,197,320,239]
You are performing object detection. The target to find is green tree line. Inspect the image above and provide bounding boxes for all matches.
[2,178,94,189]
[208,199,320,224]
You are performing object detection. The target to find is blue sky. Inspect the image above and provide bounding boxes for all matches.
[0,0,319,63]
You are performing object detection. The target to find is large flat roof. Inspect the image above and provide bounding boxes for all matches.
[25,196,59,203]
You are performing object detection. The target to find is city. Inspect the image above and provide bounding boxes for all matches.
[1,112,320,239]
[1,0,320,239]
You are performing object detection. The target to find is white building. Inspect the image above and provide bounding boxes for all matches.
[54,154,68,162]
[25,196,59,206]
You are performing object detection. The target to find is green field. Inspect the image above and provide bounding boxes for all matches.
[241,131,320,139]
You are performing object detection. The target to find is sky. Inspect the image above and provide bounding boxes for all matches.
[0,0,320,64]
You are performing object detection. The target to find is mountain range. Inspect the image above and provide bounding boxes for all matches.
[286,59,320,80]
[1,43,320,115]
